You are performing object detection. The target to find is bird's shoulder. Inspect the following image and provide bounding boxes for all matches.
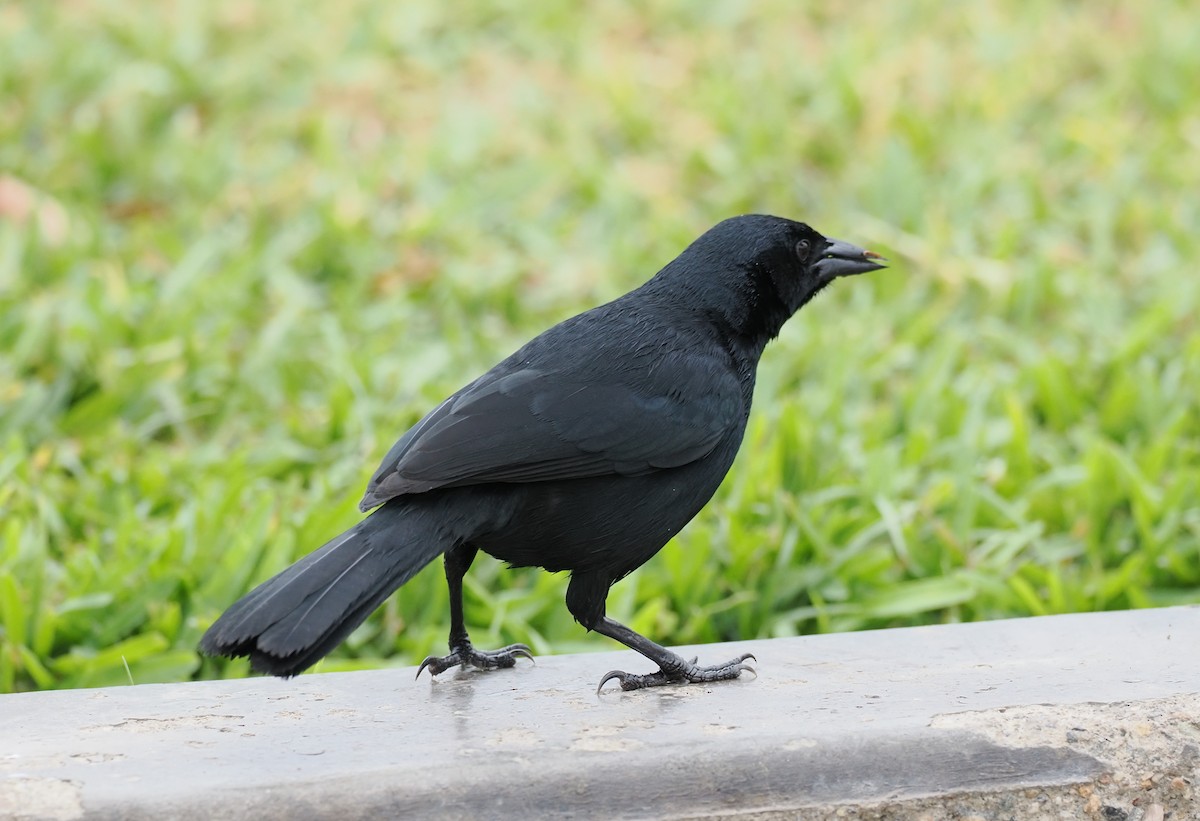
[508,297,731,384]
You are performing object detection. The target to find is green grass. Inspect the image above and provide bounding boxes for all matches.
[1,0,1198,692]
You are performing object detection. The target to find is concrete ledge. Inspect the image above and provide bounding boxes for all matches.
[3,607,1198,820]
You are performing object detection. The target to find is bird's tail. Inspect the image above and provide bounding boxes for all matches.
[200,498,460,677]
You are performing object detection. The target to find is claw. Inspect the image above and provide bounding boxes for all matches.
[595,651,758,694]
[416,642,535,681]
[735,663,757,678]
[596,670,625,695]
[415,655,445,680]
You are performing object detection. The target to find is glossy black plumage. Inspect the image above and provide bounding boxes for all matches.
[199,214,884,690]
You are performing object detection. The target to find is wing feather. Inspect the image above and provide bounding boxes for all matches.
[359,355,742,509]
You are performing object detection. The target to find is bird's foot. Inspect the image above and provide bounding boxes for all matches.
[416,641,534,679]
[596,652,756,693]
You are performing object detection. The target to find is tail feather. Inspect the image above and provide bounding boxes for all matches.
[200,501,451,677]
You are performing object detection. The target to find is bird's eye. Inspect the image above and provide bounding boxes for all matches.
[795,239,811,257]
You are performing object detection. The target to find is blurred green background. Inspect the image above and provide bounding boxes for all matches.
[1,0,1197,692]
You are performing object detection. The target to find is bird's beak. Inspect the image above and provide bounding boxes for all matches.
[812,238,887,280]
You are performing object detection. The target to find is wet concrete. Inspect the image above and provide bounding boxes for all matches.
[2,606,1197,819]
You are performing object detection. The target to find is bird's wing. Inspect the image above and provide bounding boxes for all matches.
[360,358,743,508]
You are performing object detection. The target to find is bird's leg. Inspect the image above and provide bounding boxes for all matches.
[416,544,533,679]
[592,616,755,693]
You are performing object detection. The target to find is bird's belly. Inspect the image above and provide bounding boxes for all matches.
[472,449,736,578]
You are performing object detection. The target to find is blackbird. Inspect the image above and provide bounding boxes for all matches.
[199,215,885,692]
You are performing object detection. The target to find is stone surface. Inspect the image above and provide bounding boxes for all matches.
[2,606,1198,820]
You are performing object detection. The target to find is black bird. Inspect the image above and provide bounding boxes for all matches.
[199,215,885,692]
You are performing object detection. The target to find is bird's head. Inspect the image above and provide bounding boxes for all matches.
[717,213,885,301]
[660,214,886,348]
